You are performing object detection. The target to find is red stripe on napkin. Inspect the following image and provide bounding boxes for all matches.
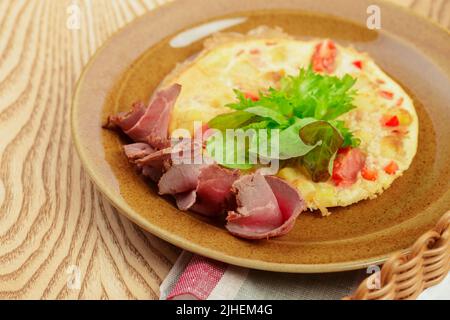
[167,255,227,300]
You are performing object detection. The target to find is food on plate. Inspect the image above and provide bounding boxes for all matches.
[104,27,418,239]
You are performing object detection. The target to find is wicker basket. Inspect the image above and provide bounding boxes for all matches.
[345,211,450,300]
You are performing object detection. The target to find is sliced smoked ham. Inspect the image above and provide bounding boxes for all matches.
[158,164,205,195]
[190,165,240,216]
[123,142,155,160]
[141,164,164,183]
[226,174,305,239]
[122,142,167,182]
[136,139,202,167]
[104,102,146,132]
[105,83,306,240]
[174,190,197,211]
[158,163,239,217]
[105,83,181,148]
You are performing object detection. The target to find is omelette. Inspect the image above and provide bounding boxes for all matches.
[161,27,419,215]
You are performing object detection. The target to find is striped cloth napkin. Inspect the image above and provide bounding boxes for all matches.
[160,252,450,300]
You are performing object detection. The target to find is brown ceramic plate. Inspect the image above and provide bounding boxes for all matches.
[72,0,450,272]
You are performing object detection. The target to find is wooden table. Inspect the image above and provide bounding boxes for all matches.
[0,0,448,300]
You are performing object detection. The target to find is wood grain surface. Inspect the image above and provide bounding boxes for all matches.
[0,0,448,300]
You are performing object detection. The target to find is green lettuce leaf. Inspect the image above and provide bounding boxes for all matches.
[299,121,344,182]
[277,118,319,159]
[244,106,289,126]
[205,67,359,178]
[330,120,361,148]
[281,68,357,120]
[205,130,256,170]
[207,110,259,131]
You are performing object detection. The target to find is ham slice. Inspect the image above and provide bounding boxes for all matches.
[136,139,202,167]
[105,84,181,148]
[158,164,205,195]
[123,143,155,160]
[136,146,174,166]
[174,190,197,211]
[142,164,164,182]
[190,165,240,216]
[226,174,305,239]
[122,143,166,182]
[123,139,203,187]
[158,163,239,217]
[104,102,146,132]
[130,83,181,148]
